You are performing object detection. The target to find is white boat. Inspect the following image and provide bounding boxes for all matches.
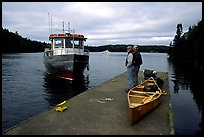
[43,32,89,80]
[101,49,111,54]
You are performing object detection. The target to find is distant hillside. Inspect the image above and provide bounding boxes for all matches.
[2,28,49,53]
[86,44,169,53]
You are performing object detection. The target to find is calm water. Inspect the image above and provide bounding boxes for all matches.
[168,60,203,135]
[2,52,203,135]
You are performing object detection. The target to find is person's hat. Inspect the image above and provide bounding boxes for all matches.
[152,70,157,75]
[127,46,132,49]
[133,45,138,49]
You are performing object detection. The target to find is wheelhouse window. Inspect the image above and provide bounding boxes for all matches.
[73,39,83,49]
[54,38,64,48]
[64,38,83,49]
[65,38,73,48]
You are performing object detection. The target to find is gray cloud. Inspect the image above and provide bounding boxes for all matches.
[2,2,202,46]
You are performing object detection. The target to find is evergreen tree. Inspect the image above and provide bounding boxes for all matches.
[168,20,202,71]
[173,23,183,46]
[2,27,49,53]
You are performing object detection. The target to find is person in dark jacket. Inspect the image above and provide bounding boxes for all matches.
[132,45,142,86]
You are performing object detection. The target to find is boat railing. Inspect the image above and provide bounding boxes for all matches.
[44,48,89,56]
[44,48,52,56]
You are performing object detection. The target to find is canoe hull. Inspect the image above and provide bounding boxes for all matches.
[129,95,161,125]
[127,77,162,125]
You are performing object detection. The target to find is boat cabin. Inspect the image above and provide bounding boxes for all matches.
[45,33,88,56]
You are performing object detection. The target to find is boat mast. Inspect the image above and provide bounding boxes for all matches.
[72,29,75,48]
[68,22,70,33]
[62,21,64,33]
[51,17,52,34]
[48,12,50,35]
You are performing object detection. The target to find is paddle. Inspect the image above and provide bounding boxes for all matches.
[132,90,167,95]
[142,92,159,104]
[131,90,155,95]
[141,90,168,104]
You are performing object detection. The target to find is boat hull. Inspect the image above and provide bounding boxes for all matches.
[127,77,162,125]
[44,54,89,80]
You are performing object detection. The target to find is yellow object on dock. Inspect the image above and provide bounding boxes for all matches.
[55,101,67,112]
[111,79,117,82]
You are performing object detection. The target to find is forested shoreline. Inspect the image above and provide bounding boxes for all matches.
[85,44,169,53]
[168,19,203,71]
[2,28,49,53]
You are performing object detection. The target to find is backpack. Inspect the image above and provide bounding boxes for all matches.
[132,52,142,66]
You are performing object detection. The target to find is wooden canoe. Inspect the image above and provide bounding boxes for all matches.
[127,77,163,125]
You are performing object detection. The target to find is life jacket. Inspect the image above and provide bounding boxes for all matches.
[132,51,142,66]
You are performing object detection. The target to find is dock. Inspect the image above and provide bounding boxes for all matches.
[3,71,174,135]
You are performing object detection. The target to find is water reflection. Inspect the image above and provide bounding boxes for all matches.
[43,73,89,107]
[168,59,203,135]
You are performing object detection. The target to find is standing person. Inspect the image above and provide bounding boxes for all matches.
[132,45,143,86]
[125,46,136,92]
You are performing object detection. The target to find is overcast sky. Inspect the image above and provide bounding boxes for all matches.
[2,2,202,46]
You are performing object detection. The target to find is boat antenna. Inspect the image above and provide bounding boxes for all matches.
[48,12,50,34]
[72,29,75,48]
[62,21,64,33]
[68,22,70,33]
[51,17,52,33]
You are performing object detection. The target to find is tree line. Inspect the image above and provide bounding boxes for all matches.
[86,44,169,53]
[2,27,169,54]
[168,19,203,71]
[2,28,49,53]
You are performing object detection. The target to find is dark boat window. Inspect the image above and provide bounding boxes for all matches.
[65,38,73,48]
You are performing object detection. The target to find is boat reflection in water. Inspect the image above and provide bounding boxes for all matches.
[43,72,89,107]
